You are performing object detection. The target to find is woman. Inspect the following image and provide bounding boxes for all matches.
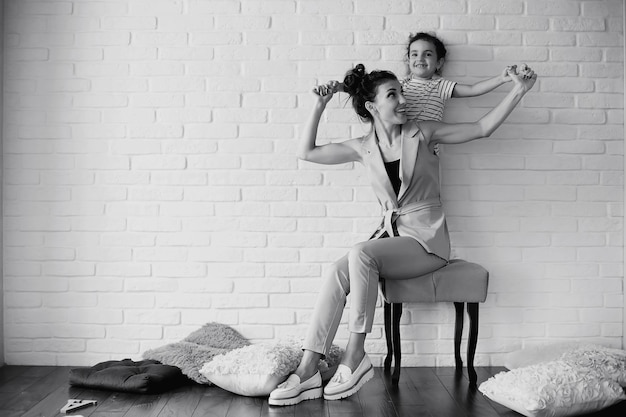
[269,63,537,406]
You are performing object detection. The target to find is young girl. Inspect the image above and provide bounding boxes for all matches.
[401,32,513,123]
[324,32,526,149]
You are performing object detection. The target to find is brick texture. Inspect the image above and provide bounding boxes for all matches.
[2,0,624,367]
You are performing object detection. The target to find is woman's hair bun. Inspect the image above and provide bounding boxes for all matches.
[341,63,397,123]
[343,63,366,96]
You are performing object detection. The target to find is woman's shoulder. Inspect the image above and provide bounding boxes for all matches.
[403,120,423,138]
[404,121,436,148]
[342,132,376,161]
[352,130,375,145]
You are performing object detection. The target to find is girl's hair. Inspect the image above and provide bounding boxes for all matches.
[342,63,398,123]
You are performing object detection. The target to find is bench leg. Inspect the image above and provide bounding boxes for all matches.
[453,302,465,371]
[391,303,402,385]
[467,302,479,387]
[454,302,480,387]
[384,301,392,371]
[383,301,403,385]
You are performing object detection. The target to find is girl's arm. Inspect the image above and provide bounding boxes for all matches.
[423,67,537,145]
[451,66,512,98]
[297,87,361,165]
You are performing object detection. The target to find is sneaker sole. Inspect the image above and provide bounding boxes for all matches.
[268,386,323,406]
[323,366,374,401]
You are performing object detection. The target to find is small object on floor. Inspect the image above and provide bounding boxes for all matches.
[60,398,97,413]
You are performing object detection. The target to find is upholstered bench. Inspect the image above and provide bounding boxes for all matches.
[379,259,489,386]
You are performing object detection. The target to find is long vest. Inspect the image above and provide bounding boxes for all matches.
[360,121,451,261]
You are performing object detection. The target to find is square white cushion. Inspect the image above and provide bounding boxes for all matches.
[479,360,625,417]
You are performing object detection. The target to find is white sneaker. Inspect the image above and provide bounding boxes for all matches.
[269,371,323,406]
[323,354,374,400]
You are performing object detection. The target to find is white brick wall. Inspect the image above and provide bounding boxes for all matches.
[2,0,624,367]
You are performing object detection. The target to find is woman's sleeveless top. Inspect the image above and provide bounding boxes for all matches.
[360,121,451,260]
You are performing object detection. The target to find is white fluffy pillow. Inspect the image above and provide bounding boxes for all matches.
[479,360,626,417]
[559,345,626,387]
[199,338,342,397]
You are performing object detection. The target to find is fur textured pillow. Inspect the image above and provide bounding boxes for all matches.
[200,337,344,397]
[143,322,250,384]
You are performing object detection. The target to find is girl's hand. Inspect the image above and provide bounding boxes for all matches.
[507,64,537,93]
[501,65,516,83]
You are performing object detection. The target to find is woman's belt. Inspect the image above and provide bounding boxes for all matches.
[381,198,441,238]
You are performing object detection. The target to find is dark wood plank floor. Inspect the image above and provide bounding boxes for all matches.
[0,365,625,417]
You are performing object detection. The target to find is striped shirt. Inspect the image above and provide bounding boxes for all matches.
[401,76,457,122]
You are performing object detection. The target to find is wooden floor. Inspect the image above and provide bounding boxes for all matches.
[1,365,625,417]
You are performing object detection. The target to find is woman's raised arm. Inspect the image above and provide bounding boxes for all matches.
[297,86,361,165]
[423,66,537,146]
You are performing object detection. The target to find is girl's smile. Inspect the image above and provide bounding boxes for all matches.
[408,39,444,80]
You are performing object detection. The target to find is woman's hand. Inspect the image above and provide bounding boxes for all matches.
[311,85,334,107]
[507,63,537,93]
[312,80,339,107]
